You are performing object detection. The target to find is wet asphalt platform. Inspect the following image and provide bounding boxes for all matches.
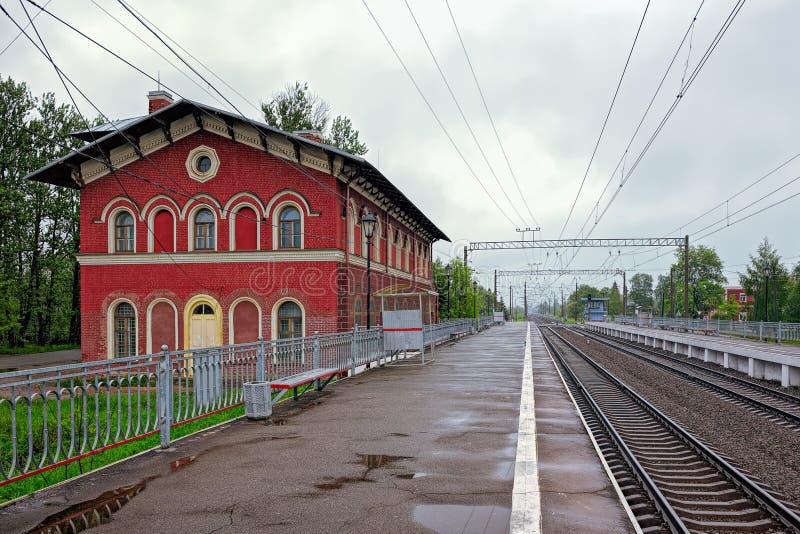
[2,322,634,533]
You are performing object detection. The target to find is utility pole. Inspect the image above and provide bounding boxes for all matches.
[575,279,579,322]
[622,271,627,317]
[509,286,513,321]
[669,267,675,318]
[561,287,565,322]
[683,235,690,319]
[524,280,528,319]
[463,246,468,265]
[493,270,497,311]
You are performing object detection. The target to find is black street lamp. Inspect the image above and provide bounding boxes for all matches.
[445,263,452,319]
[362,213,377,329]
[764,264,771,323]
[472,280,478,330]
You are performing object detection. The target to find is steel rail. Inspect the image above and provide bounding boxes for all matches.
[540,327,686,533]
[543,326,800,532]
[575,327,800,427]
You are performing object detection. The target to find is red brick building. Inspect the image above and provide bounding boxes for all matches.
[28,92,448,361]
[725,286,754,321]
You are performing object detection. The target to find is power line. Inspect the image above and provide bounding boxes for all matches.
[0,0,50,56]
[571,0,706,243]
[403,0,529,228]
[360,0,520,229]
[444,0,540,229]
[558,0,651,239]
[563,0,745,270]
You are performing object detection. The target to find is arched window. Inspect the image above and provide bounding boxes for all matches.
[153,209,174,253]
[277,301,303,339]
[114,302,136,357]
[279,206,301,249]
[194,209,215,250]
[115,212,134,252]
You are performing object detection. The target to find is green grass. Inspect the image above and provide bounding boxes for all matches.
[0,344,79,356]
[0,381,306,503]
[0,404,244,503]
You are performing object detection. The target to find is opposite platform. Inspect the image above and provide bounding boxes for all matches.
[588,321,800,386]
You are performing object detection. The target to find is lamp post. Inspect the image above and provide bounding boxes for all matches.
[361,213,377,329]
[764,264,771,323]
[472,280,478,331]
[445,263,452,320]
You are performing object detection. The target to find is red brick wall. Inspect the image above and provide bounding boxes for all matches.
[78,129,437,361]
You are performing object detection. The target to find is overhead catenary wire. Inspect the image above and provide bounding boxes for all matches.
[558,0,652,239]
[403,0,530,229]
[360,0,521,229]
[562,0,745,272]
[444,0,540,229]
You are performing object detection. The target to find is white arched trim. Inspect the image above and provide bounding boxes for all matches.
[270,297,306,341]
[100,196,140,223]
[180,194,223,221]
[107,207,137,254]
[146,206,177,253]
[222,192,266,219]
[140,195,180,222]
[265,189,314,218]
[145,298,179,354]
[107,298,139,360]
[347,203,357,255]
[228,202,262,252]
[228,297,263,344]
[187,203,219,252]
[272,200,304,251]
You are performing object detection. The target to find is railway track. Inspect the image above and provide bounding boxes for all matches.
[541,325,800,533]
[576,327,800,430]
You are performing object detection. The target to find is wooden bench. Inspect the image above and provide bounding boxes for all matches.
[449,330,470,342]
[270,367,340,402]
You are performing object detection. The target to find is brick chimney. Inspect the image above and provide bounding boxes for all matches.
[294,129,323,143]
[147,90,173,114]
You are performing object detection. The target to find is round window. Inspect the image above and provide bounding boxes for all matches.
[196,155,212,173]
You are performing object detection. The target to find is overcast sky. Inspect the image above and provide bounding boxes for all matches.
[2,0,798,303]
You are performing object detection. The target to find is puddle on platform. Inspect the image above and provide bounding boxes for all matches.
[170,455,196,471]
[389,432,410,437]
[27,477,155,534]
[492,460,515,480]
[395,472,429,480]
[315,476,372,490]
[358,454,413,470]
[412,504,510,534]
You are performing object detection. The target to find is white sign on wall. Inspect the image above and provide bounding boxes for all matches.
[493,311,505,323]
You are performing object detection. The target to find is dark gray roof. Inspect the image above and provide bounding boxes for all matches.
[26,99,449,242]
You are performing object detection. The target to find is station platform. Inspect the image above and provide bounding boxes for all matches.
[587,321,800,387]
[1,322,635,533]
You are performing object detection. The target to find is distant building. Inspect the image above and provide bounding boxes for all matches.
[582,296,609,321]
[726,287,753,321]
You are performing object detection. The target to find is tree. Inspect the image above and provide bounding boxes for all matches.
[327,115,367,155]
[739,238,788,322]
[672,245,726,318]
[607,282,622,316]
[261,81,329,132]
[782,264,800,323]
[261,81,368,155]
[712,295,741,320]
[628,273,654,309]
[0,75,84,347]
[653,274,670,316]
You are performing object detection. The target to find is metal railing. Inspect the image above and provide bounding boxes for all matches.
[0,317,493,486]
[612,315,800,343]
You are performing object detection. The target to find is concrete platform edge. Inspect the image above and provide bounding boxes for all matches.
[538,325,642,534]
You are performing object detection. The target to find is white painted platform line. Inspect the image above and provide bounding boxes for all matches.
[510,322,541,534]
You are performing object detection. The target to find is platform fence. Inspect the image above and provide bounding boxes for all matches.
[612,316,800,343]
[0,316,493,485]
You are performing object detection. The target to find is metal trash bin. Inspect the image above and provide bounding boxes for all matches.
[243,381,271,420]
